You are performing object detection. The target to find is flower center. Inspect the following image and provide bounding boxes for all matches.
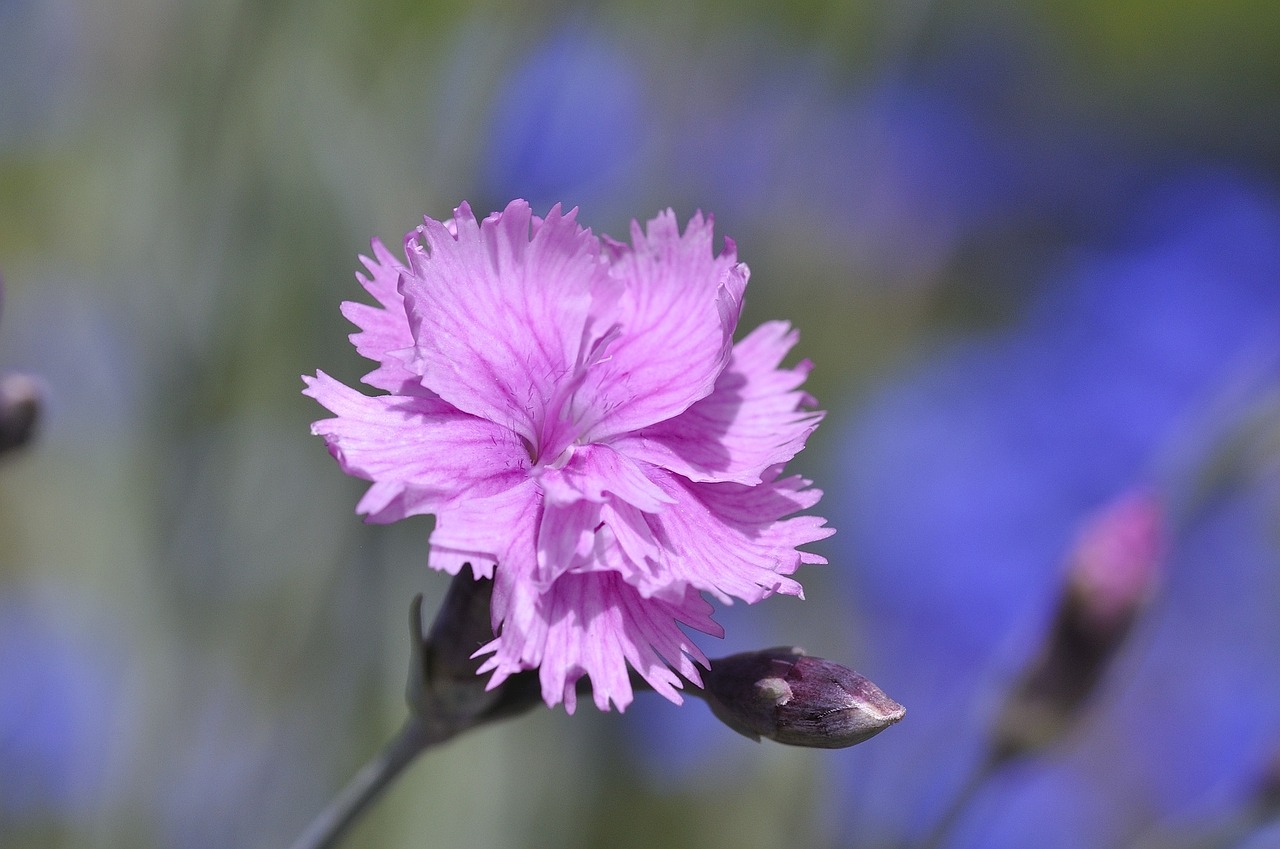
[521,425,579,471]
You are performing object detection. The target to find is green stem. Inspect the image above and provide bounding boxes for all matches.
[287,717,440,849]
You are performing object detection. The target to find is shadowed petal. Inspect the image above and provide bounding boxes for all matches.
[630,467,832,604]
[428,479,541,579]
[613,320,823,484]
[534,497,602,586]
[573,211,746,442]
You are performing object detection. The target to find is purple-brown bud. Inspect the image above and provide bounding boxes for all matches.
[0,373,41,456]
[701,647,905,749]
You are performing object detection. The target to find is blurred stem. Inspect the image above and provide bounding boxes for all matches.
[287,717,440,849]
[287,578,540,849]
[916,752,998,849]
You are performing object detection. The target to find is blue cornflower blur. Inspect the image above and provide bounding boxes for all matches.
[480,23,650,219]
[829,170,1280,847]
[0,587,128,821]
[686,71,1015,285]
[479,24,1080,293]
[618,36,1127,785]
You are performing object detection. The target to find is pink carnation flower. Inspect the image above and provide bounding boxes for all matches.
[304,200,831,713]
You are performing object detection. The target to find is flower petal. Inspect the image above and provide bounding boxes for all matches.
[535,443,673,511]
[340,238,424,394]
[620,466,833,604]
[399,200,607,453]
[476,570,721,713]
[613,320,824,484]
[572,211,747,442]
[303,371,529,523]
[531,443,676,586]
[428,479,541,579]
[534,497,602,586]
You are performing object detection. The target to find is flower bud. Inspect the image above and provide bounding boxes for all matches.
[405,574,543,739]
[993,489,1164,760]
[1254,746,1280,819]
[701,647,905,749]
[1064,488,1162,638]
[0,373,41,456]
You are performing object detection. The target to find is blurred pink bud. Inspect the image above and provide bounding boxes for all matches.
[1066,488,1164,636]
[991,489,1166,761]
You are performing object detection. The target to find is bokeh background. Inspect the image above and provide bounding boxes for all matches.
[4,1,1280,847]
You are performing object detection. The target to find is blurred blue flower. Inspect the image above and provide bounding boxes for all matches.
[0,588,127,820]
[1237,819,1280,849]
[620,599,790,782]
[670,28,1131,290]
[948,762,1117,849]
[480,23,1099,292]
[671,58,1019,287]
[480,23,650,218]
[777,78,1013,278]
[828,170,1280,846]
